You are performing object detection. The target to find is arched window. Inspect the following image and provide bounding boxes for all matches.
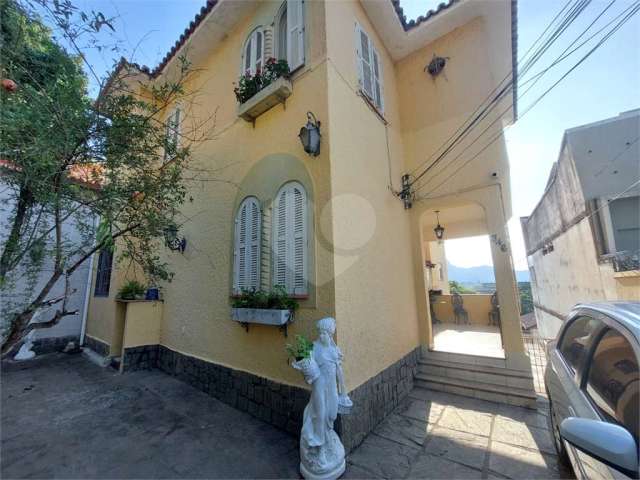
[274,0,305,71]
[233,197,261,293]
[243,28,264,75]
[272,182,308,295]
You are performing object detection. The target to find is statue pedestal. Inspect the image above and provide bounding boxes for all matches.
[300,430,346,480]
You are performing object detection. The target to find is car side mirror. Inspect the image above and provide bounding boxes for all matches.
[560,417,639,478]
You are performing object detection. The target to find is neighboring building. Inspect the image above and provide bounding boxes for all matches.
[85,0,532,449]
[0,170,96,354]
[521,109,640,340]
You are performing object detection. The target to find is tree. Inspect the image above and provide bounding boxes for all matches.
[448,280,475,294]
[0,0,204,355]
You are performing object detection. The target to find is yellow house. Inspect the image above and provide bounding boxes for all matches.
[84,0,534,450]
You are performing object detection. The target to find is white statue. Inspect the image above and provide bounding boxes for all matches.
[292,317,352,480]
[14,330,36,361]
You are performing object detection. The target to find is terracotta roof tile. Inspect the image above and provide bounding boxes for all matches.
[390,0,460,31]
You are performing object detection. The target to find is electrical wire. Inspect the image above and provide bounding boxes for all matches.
[406,0,594,186]
[412,1,640,199]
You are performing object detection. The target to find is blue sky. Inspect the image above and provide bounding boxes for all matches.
[45,0,640,270]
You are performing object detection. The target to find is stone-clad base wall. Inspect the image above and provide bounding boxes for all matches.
[33,335,79,355]
[156,346,310,436]
[83,335,110,357]
[112,343,420,452]
[122,345,159,372]
[336,347,421,452]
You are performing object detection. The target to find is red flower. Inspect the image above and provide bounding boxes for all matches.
[2,79,17,92]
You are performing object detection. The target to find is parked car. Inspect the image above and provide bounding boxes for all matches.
[545,302,639,479]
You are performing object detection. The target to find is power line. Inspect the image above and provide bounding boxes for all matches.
[406,0,593,186]
[412,1,640,199]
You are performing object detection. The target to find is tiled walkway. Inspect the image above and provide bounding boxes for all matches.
[2,354,571,479]
[344,387,574,479]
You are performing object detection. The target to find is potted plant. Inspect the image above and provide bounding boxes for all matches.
[233,58,290,104]
[286,335,319,384]
[231,285,298,326]
[118,280,146,300]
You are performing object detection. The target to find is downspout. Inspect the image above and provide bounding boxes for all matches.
[79,215,97,346]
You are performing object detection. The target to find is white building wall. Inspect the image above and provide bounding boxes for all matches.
[0,184,93,343]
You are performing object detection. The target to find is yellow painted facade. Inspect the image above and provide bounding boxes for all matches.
[86,0,525,391]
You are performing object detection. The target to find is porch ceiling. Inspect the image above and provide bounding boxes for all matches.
[421,203,487,241]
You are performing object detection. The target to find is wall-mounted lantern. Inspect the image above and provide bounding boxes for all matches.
[298,111,321,156]
[434,210,445,241]
[164,224,186,253]
[425,54,448,78]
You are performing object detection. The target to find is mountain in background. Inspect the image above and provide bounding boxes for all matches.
[447,262,530,283]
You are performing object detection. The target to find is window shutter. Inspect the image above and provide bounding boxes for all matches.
[371,47,383,111]
[272,182,307,295]
[355,23,373,99]
[287,0,304,71]
[233,198,261,293]
[274,189,288,289]
[292,185,307,294]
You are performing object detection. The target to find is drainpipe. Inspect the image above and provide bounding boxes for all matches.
[79,215,97,346]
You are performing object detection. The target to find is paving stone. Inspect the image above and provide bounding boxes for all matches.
[426,426,489,469]
[373,413,434,448]
[438,406,493,437]
[396,396,445,424]
[492,417,555,454]
[348,433,420,479]
[489,441,564,479]
[496,403,550,430]
[408,453,484,479]
[343,462,382,479]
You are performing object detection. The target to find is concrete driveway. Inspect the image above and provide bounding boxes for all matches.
[2,353,572,479]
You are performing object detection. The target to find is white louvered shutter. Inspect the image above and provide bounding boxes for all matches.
[292,185,307,294]
[233,198,261,293]
[244,30,264,75]
[273,183,307,295]
[274,189,288,289]
[371,46,384,111]
[355,23,373,99]
[287,0,305,71]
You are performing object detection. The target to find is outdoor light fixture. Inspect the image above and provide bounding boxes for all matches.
[434,211,445,241]
[298,111,321,156]
[164,224,186,253]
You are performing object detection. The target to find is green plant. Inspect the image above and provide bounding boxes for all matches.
[231,286,299,311]
[233,57,290,104]
[118,280,146,300]
[449,280,475,294]
[285,334,313,361]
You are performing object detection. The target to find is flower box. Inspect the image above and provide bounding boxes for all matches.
[231,307,292,326]
[237,77,292,122]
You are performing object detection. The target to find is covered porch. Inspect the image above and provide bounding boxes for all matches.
[410,185,531,373]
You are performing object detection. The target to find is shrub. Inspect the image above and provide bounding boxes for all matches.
[118,280,146,300]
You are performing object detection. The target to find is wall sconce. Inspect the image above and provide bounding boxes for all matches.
[425,54,448,78]
[434,210,445,241]
[298,111,321,156]
[164,224,186,253]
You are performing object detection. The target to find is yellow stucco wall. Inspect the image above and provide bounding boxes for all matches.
[121,301,163,349]
[85,0,520,387]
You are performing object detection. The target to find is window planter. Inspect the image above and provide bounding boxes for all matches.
[231,307,292,336]
[237,77,292,122]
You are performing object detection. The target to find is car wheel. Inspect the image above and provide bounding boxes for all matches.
[547,398,570,466]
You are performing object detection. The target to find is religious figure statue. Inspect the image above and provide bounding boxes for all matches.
[291,317,352,480]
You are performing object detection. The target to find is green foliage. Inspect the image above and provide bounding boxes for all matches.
[0,0,202,352]
[518,282,533,315]
[233,57,290,103]
[117,279,146,300]
[285,334,313,361]
[231,285,299,311]
[449,280,475,294]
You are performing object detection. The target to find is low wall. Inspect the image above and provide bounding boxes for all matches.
[431,294,495,326]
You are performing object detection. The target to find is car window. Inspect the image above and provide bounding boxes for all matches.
[559,316,602,374]
[586,328,639,442]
